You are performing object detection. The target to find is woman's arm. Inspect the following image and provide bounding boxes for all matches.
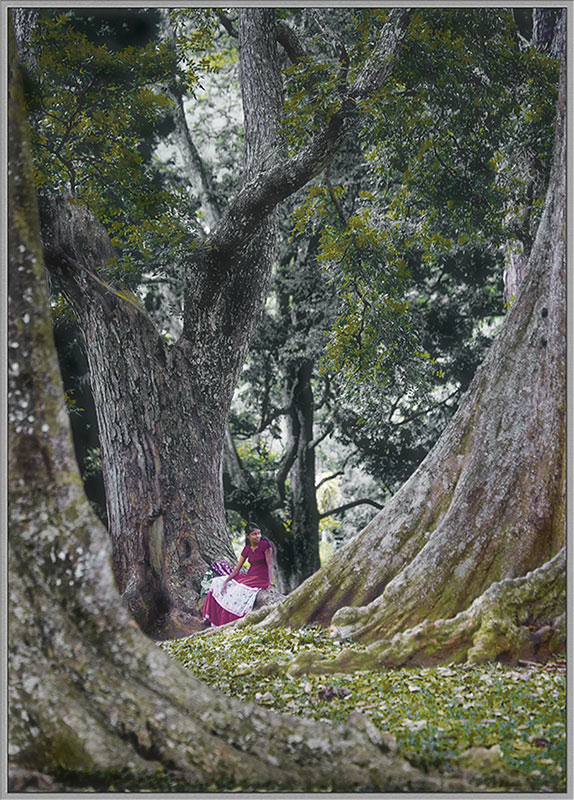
[223,555,245,589]
[265,547,274,586]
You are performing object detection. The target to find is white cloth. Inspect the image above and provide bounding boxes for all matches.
[209,575,260,618]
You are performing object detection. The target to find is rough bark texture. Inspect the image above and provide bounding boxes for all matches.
[34,9,414,636]
[257,56,566,667]
[532,7,565,58]
[37,10,286,637]
[503,8,564,303]
[8,19,479,790]
[287,547,565,675]
[39,196,239,639]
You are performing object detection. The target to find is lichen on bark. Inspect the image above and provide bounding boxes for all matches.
[286,547,565,675]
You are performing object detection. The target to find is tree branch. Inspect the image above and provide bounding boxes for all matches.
[349,8,414,99]
[219,12,307,66]
[52,74,97,162]
[309,423,334,451]
[189,8,413,293]
[393,387,461,426]
[319,497,384,519]
[271,429,300,510]
[215,10,238,38]
[258,403,292,434]
[324,167,348,228]
[316,470,344,491]
[276,20,306,63]
[310,10,349,89]
[161,11,223,234]
[315,373,334,411]
[315,448,358,490]
[167,90,222,233]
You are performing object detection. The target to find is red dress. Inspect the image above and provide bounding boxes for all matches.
[202,539,271,626]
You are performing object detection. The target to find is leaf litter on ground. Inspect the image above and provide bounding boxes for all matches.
[160,624,566,792]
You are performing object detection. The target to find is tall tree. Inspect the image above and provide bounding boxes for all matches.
[8,17,475,791]
[221,6,558,580]
[35,8,414,636]
[255,46,567,673]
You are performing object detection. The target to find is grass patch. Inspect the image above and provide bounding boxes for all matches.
[161,624,566,792]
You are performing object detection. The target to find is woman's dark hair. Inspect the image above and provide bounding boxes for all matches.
[244,522,260,545]
[244,522,277,582]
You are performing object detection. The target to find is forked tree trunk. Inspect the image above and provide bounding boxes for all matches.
[256,55,566,670]
[8,20,479,792]
[37,10,285,638]
[34,8,413,636]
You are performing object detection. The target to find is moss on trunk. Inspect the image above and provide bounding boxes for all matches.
[286,547,565,675]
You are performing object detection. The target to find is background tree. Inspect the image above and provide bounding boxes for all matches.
[220,7,558,579]
[21,7,559,634]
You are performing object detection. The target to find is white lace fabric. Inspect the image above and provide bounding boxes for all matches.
[209,575,260,618]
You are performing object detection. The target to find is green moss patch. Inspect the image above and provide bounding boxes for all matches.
[161,625,566,792]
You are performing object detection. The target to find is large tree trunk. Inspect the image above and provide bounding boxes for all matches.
[38,10,286,638]
[39,198,233,638]
[35,9,413,636]
[8,19,478,791]
[257,54,566,670]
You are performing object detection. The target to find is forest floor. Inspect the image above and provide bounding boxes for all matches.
[160,624,567,793]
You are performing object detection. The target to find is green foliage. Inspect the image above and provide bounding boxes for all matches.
[285,7,558,393]
[29,7,561,554]
[82,447,102,479]
[228,440,283,512]
[332,244,505,489]
[282,57,341,150]
[168,9,230,95]
[270,7,560,503]
[360,8,558,252]
[25,9,222,277]
[281,9,391,152]
[63,388,84,416]
[161,626,566,791]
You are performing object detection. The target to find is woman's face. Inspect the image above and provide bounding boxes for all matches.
[248,528,261,546]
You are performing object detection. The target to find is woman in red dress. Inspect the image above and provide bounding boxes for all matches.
[202,524,275,627]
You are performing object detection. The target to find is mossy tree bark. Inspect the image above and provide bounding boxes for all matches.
[257,56,567,670]
[33,9,413,637]
[9,16,479,792]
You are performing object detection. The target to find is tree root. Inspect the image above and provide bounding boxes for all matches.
[287,547,565,675]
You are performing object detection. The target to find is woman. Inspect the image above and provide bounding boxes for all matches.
[202,524,275,627]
